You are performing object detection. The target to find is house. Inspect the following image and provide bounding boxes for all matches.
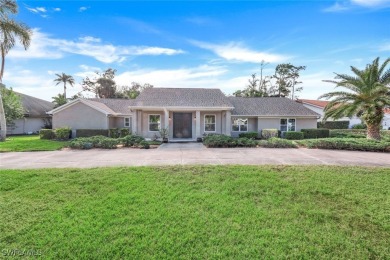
[8,92,54,135]
[49,88,320,140]
[296,99,361,128]
[383,108,390,130]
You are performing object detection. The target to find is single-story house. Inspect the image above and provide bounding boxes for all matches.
[49,88,320,140]
[297,99,390,129]
[7,92,54,135]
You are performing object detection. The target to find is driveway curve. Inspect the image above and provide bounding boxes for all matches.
[1,143,389,169]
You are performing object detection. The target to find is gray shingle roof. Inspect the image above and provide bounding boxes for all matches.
[229,97,320,117]
[87,98,134,114]
[131,88,234,108]
[16,92,54,117]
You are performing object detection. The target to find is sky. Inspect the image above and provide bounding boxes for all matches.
[4,0,390,101]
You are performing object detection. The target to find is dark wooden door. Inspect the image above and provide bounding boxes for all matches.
[173,113,192,138]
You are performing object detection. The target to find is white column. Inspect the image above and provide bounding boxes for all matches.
[132,110,137,134]
[225,110,231,136]
[164,108,169,129]
[196,110,201,138]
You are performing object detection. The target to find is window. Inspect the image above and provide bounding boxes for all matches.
[204,115,216,132]
[149,115,161,131]
[232,118,248,132]
[280,119,296,132]
[124,117,131,127]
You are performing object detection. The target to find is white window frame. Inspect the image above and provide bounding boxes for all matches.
[280,118,296,132]
[232,118,248,132]
[149,114,161,132]
[204,114,216,132]
[124,117,131,127]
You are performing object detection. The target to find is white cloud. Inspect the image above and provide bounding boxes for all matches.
[324,0,390,12]
[8,29,185,63]
[53,8,61,12]
[25,6,48,17]
[79,6,89,12]
[190,40,288,63]
[351,0,390,7]
[378,42,390,51]
[323,2,350,12]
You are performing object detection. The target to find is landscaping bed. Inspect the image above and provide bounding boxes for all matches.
[1,165,389,258]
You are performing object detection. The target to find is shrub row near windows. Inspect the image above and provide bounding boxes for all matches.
[238,132,258,139]
[69,134,149,149]
[40,127,71,140]
[317,120,349,129]
[203,135,257,148]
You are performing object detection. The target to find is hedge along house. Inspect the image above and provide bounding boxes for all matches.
[49,88,320,140]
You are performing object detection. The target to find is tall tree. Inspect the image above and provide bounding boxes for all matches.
[52,93,67,108]
[0,0,32,141]
[54,73,75,99]
[319,57,390,140]
[271,63,306,99]
[82,68,117,98]
[0,84,23,125]
[120,82,153,99]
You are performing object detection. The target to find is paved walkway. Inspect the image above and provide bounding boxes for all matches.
[1,143,389,169]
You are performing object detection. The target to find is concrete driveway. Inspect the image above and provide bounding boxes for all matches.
[1,143,389,169]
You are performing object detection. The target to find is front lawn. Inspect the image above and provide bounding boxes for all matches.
[0,135,68,152]
[1,166,389,258]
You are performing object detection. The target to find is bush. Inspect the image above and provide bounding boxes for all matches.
[140,140,150,149]
[261,129,278,140]
[39,129,55,140]
[76,129,109,138]
[109,128,121,138]
[258,138,298,148]
[55,127,71,140]
[120,134,145,147]
[69,136,118,149]
[352,123,367,129]
[120,128,130,137]
[238,131,258,139]
[330,129,366,138]
[317,121,349,129]
[203,135,257,148]
[301,128,330,139]
[285,131,304,140]
[297,138,390,152]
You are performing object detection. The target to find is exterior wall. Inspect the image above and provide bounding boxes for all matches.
[257,118,280,131]
[108,116,132,130]
[257,117,317,132]
[296,118,317,131]
[200,111,223,136]
[140,111,165,139]
[383,115,390,130]
[231,117,257,137]
[53,102,108,130]
[9,117,47,135]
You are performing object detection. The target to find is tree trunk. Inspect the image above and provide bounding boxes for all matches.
[0,46,6,141]
[366,124,381,140]
[63,82,66,99]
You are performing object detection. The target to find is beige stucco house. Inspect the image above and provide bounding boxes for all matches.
[49,88,319,140]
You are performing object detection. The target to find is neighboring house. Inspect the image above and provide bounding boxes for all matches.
[383,108,390,130]
[49,88,319,140]
[8,93,54,135]
[296,99,362,128]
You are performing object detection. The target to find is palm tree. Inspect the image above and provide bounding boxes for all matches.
[0,0,32,141]
[54,73,75,99]
[52,93,67,108]
[319,57,390,140]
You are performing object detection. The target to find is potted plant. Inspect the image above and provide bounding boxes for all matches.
[159,127,169,143]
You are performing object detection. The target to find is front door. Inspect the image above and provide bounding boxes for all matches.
[173,113,192,138]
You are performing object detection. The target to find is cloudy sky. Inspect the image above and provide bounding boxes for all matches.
[4,0,390,101]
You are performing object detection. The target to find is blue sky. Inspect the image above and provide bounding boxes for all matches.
[4,0,390,101]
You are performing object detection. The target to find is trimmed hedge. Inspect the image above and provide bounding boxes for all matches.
[55,127,71,140]
[39,129,55,140]
[76,129,109,138]
[203,135,257,148]
[329,129,390,139]
[238,131,258,139]
[120,135,145,147]
[261,129,279,140]
[285,131,304,140]
[258,138,298,148]
[317,120,349,129]
[69,136,119,149]
[297,138,390,153]
[301,128,330,139]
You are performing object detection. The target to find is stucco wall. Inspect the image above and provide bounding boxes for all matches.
[296,118,317,131]
[53,102,108,129]
[231,117,257,137]
[140,111,165,138]
[258,117,317,132]
[108,116,132,130]
[9,117,46,135]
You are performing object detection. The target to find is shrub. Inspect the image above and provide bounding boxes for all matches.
[261,129,278,140]
[203,135,257,148]
[120,134,145,147]
[99,138,119,149]
[258,138,298,148]
[285,131,304,140]
[55,127,71,140]
[330,129,366,138]
[140,140,150,149]
[76,129,109,138]
[120,128,130,137]
[239,131,258,139]
[69,136,118,149]
[109,128,121,138]
[301,128,330,139]
[297,138,390,153]
[352,123,367,129]
[317,121,349,129]
[39,129,55,140]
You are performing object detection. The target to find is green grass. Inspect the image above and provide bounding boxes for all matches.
[1,165,389,258]
[0,135,68,152]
